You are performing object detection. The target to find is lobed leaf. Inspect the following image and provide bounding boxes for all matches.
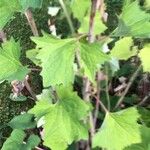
[124,127,150,150]
[2,129,25,150]
[138,44,150,72]
[30,33,76,87]
[0,0,21,29]
[29,33,108,87]
[0,0,43,29]
[25,134,40,150]
[71,0,90,22]
[79,41,109,83]
[2,129,40,150]
[113,1,150,38]
[93,107,142,150]
[8,113,36,129]
[78,12,107,35]
[20,0,43,11]
[0,38,29,82]
[29,86,90,150]
[110,37,137,60]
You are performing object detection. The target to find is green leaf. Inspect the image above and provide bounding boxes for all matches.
[31,33,76,87]
[78,12,107,35]
[0,39,29,82]
[124,127,150,150]
[25,134,40,149]
[36,89,52,103]
[9,93,27,101]
[113,1,150,38]
[79,41,109,83]
[29,86,90,150]
[2,129,25,150]
[145,0,150,9]
[2,129,40,150]
[110,37,137,60]
[93,107,142,150]
[138,107,150,127]
[8,113,36,129]
[108,58,120,75]
[26,49,41,66]
[0,0,43,29]
[138,45,150,72]
[71,0,90,22]
[29,33,109,86]
[0,0,21,29]
[29,100,51,120]
[20,0,43,11]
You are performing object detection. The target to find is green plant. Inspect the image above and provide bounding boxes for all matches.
[0,0,150,150]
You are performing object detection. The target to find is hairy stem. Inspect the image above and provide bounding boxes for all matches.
[88,0,98,42]
[25,8,39,36]
[93,71,101,127]
[104,65,110,111]
[93,94,108,114]
[24,75,37,101]
[82,77,95,132]
[114,65,142,110]
[82,0,100,149]
[59,0,75,35]
[93,93,100,127]
[138,92,150,106]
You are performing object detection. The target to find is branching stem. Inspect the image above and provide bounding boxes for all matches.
[93,94,108,114]
[114,65,142,110]
[82,0,102,149]
[138,92,150,106]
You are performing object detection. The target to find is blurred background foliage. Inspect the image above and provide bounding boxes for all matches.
[0,0,150,148]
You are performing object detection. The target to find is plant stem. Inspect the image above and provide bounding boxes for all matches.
[76,33,87,40]
[93,71,101,127]
[93,94,108,114]
[24,75,37,101]
[82,77,94,150]
[104,65,111,111]
[82,0,100,149]
[58,0,75,35]
[105,83,110,110]
[114,65,142,110]
[93,92,100,127]
[82,77,95,132]
[88,0,99,135]
[25,8,39,36]
[29,68,41,72]
[138,92,150,106]
[0,30,6,42]
[88,0,98,43]
[93,70,111,122]
[35,147,44,150]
